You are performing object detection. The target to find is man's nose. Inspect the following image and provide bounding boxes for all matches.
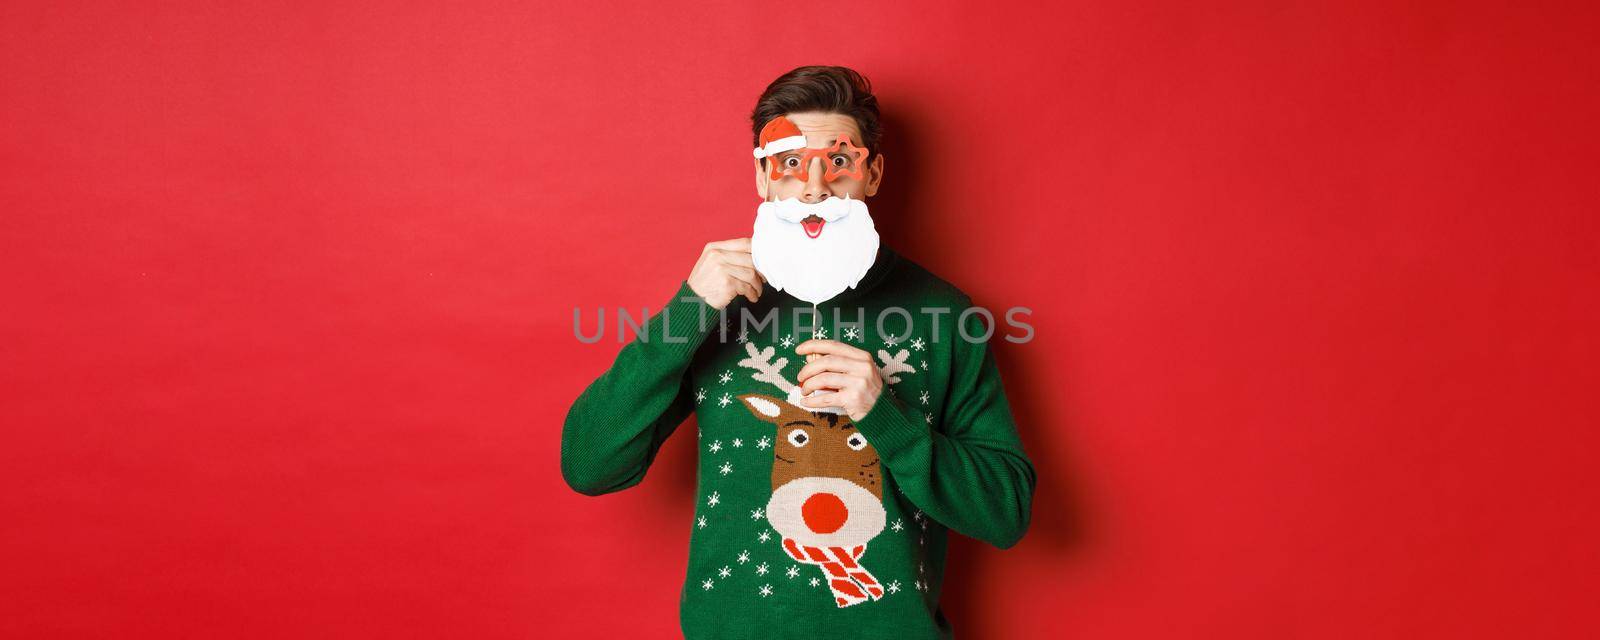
[800,156,829,204]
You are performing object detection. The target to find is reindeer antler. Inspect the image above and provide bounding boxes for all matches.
[876,349,915,385]
[737,342,797,394]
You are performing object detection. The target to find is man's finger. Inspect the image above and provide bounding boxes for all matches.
[705,237,752,252]
[796,389,845,409]
[732,279,759,304]
[797,355,871,382]
[796,339,871,361]
[718,250,755,269]
[723,264,762,289]
[799,372,858,394]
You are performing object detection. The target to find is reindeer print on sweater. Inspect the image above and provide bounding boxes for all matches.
[730,341,916,608]
[565,252,1037,637]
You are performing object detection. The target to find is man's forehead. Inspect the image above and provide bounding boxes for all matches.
[785,111,863,148]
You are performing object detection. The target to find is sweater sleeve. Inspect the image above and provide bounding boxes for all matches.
[852,306,1038,549]
[560,281,716,496]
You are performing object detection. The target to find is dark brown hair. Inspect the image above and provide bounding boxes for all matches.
[751,65,882,162]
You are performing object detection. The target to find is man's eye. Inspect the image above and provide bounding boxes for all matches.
[830,155,849,168]
[783,157,801,169]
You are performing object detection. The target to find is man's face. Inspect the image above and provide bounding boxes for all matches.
[755,111,885,203]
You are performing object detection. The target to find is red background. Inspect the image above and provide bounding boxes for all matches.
[4,1,1597,637]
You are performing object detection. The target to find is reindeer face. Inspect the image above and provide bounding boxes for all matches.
[739,390,889,499]
[740,393,887,549]
[739,394,883,498]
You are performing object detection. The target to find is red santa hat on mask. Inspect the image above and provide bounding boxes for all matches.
[752,115,808,159]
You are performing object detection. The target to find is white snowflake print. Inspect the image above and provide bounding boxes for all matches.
[750,507,764,521]
[756,435,770,450]
[919,561,925,575]
[921,359,929,371]
[731,438,743,448]
[785,565,800,579]
[757,530,771,543]
[813,326,828,340]
[890,518,904,532]
[702,578,715,591]
[759,584,773,598]
[910,337,926,351]
[843,326,861,341]
[779,334,794,348]
[696,516,707,529]
[695,388,706,403]
[925,413,934,424]
[915,580,926,592]
[913,510,924,522]
[921,519,929,531]
[809,576,821,588]
[884,335,899,347]
[708,440,722,454]
[717,393,733,408]
[718,565,732,579]
[755,562,769,576]
[886,580,901,594]
[719,461,733,476]
[706,491,720,508]
[736,330,749,344]
[919,390,930,405]
[737,550,750,564]
[718,370,732,384]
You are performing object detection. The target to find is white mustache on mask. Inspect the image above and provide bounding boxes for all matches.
[766,194,859,223]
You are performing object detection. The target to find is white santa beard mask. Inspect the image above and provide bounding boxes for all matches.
[751,196,880,306]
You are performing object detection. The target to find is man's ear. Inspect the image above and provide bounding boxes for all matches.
[864,153,884,198]
[754,158,770,201]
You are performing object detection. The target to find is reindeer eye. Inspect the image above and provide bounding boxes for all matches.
[845,433,868,451]
[787,429,809,447]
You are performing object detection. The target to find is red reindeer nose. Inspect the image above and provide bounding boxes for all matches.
[801,492,849,534]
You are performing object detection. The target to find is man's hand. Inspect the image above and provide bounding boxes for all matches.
[794,339,884,420]
[687,238,764,310]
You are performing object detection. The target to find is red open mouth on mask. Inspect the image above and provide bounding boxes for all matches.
[801,215,825,238]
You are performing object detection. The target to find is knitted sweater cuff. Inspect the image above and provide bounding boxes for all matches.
[853,387,930,466]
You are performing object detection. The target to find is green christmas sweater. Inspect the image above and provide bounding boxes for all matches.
[562,246,1036,639]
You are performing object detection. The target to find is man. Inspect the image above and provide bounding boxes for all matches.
[562,65,1036,639]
